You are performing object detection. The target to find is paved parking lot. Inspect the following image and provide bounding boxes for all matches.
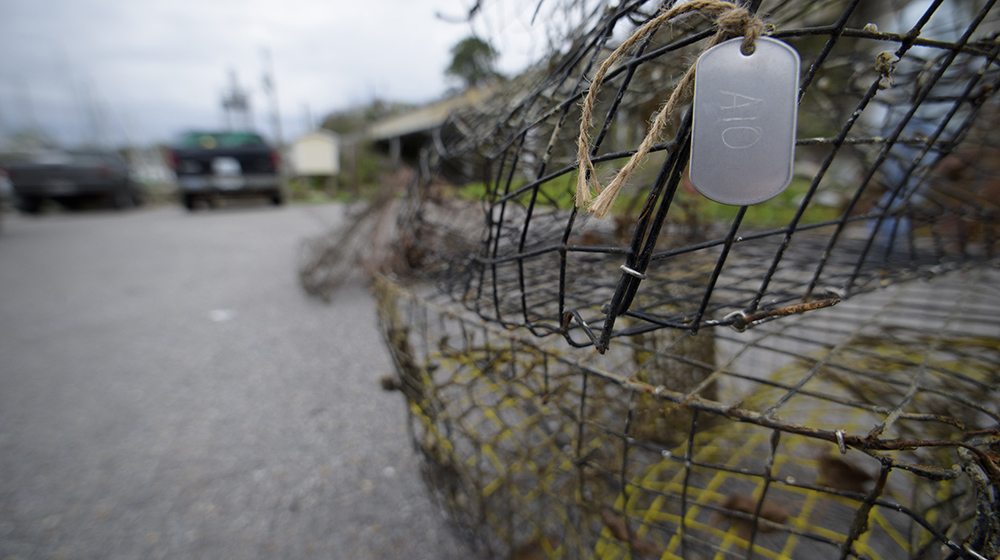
[0,204,471,559]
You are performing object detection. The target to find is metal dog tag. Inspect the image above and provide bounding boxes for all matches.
[689,37,800,206]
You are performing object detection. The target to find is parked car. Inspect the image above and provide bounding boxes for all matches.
[0,168,12,231]
[3,149,143,214]
[168,131,284,210]
[0,168,12,210]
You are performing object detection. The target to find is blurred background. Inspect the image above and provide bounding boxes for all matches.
[0,2,542,559]
[0,0,542,208]
[0,0,543,143]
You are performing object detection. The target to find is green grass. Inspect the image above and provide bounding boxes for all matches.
[456,174,577,208]
[456,181,490,202]
[454,171,843,231]
[687,175,842,229]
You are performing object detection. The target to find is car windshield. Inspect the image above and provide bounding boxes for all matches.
[176,132,266,149]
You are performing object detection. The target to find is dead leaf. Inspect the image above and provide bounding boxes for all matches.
[600,507,664,557]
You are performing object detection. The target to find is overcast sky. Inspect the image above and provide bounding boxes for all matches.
[0,0,545,148]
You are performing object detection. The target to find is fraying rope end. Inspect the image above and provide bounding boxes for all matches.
[575,175,594,207]
[587,178,626,219]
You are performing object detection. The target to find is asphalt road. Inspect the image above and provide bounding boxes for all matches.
[0,203,472,559]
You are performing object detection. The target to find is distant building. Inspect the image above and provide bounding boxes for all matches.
[289,130,340,177]
[367,87,493,167]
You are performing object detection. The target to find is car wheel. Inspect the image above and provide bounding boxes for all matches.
[131,185,145,207]
[131,192,144,207]
[270,192,284,206]
[183,194,197,211]
[19,196,42,215]
[59,198,85,211]
[111,189,134,210]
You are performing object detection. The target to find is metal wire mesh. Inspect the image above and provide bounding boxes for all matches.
[401,0,999,353]
[366,0,1000,558]
[377,268,999,559]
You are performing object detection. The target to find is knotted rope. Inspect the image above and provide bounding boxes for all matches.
[576,0,766,218]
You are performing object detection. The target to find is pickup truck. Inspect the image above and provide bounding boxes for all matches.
[2,149,143,213]
[168,131,284,210]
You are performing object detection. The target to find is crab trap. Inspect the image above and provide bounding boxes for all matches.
[362,0,1000,558]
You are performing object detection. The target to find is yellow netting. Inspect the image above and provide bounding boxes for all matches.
[375,269,999,559]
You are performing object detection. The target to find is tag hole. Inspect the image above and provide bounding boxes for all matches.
[741,44,756,56]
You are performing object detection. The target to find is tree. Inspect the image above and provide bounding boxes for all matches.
[445,36,502,89]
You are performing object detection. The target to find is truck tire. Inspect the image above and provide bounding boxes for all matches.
[110,188,134,210]
[19,196,42,215]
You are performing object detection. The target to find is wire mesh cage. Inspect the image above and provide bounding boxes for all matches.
[377,269,999,559]
[352,0,1000,558]
[396,0,1000,353]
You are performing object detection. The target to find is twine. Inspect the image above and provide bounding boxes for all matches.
[576,0,766,218]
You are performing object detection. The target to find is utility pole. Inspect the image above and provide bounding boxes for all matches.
[16,79,40,136]
[221,69,253,131]
[261,48,283,146]
[302,103,313,134]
